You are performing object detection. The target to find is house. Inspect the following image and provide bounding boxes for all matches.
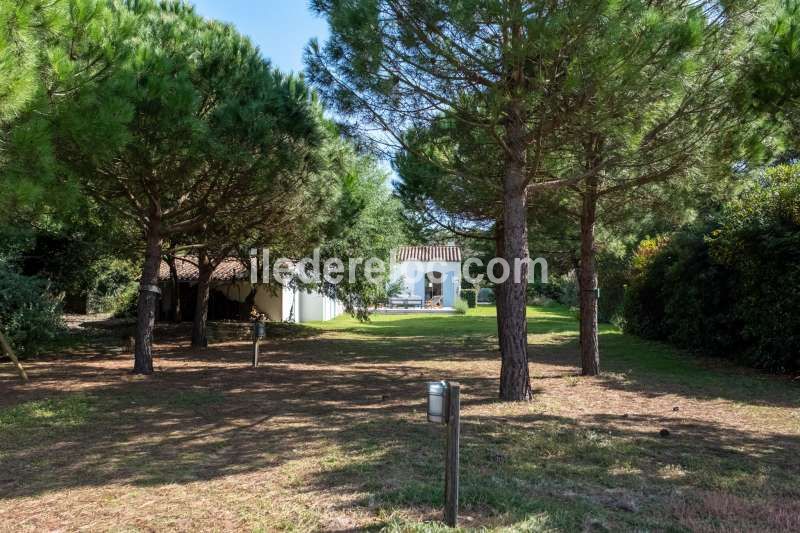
[157,257,342,323]
[389,245,462,307]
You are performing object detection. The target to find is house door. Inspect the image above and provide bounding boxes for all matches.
[425,271,443,303]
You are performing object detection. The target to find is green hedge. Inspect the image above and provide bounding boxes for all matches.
[478,287,495,303]
[459,289,477,308]
[623,164,800,373]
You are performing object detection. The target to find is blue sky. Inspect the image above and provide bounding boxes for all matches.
[189,1,397,181]
[190,1,329,74]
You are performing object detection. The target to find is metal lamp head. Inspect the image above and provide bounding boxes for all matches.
[427,381,448,423]
[254,322,266,339]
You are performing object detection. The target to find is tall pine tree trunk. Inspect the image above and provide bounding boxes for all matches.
[493,221,506,337]
[191,250,212,348]
[167,255,182,322]
[579,173,600,376]
[134,213,163,374]
[498,100,533,401]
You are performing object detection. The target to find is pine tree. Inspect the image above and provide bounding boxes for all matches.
[309,0,760,394]
[55,1,325,373]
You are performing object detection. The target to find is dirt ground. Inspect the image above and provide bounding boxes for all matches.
[1,310,798,531]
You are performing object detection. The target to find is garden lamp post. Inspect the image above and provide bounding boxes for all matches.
[426,380,461,527]
[252,321,266,367]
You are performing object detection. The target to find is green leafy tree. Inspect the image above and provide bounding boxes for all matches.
[54,1,324,373]
[552,0,757,373]
[185,121,346,348]
[317,151,408,318]
[1,0,128,220]
[309,0,764,394]
[0,0,44,122]
[738,0,800,153]
[307,1,602,399]
[0,0,129,360]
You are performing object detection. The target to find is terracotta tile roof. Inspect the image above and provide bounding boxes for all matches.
[395,245,462,262]
[158,256,249,282]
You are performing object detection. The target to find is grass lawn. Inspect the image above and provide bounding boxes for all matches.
[1,305,798,531]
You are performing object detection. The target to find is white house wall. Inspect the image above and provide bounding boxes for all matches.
[281,286,299,323]
[216,282,284,321]
[203,281,342,324]
[299,290,322,322]
[253,285,283,321]
[298,290,344,322]
[390,260,462,307]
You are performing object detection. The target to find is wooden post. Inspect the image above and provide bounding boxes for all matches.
[0,330,28,383]
[444,382,460,527]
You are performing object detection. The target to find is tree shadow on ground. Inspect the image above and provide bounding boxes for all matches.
[526,330,800,409]
[318,308,799,409]
[0,339,502,500]
[1,310,798,530]
[307,410,800,531]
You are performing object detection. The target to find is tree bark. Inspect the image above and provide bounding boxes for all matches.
[579,172,600,376]
[191,249,213,348]
[134,215,163,374]
[498,101,533,401]
[166,255,182,323]
[493,221,506,338]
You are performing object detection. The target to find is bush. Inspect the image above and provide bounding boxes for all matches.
[597,253,628,324]
[479,287,496,303]
[453,297,469,315]
[623,231,741,355]
[528,294,558,307]
[554,271,579,309]
[623,164,800,373]
[87,258,140,314]
[0,263,65,356]
[527,281,563,302]
[459,289,477,308]
[111,283,139,318]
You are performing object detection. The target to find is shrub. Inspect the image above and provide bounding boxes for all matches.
[555,271,579,309]
[525,273,579,310]
[622,236,672,340]
[111,282,140,318]
[707,165,800,372]
[459,289,477,308]
[528,294,557,307]
[87,258,140,313]
[624,229,745,356]
[0,263,65,356]
[527,281,563,302]
[623,164,800,373]
[597,253,628,324]
[453,297,469,315]
[480,287,496,303]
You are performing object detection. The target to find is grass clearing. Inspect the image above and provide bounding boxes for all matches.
[1,305,798,531]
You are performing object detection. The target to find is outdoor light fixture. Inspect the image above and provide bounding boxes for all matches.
[425,380,461,527]
[252,322,266,367]
[427,380,448,423]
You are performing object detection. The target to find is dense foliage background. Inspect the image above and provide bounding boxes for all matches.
[0,261,64,356]
[623,163,800,373]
